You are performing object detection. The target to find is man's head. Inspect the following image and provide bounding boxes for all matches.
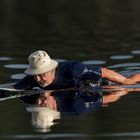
[25,50,58,86]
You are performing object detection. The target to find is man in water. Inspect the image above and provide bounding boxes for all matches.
[13,50,140,90]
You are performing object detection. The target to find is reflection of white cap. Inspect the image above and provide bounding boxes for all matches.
[26,106,60,132]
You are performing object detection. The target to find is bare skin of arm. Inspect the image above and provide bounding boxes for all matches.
[102,90,128,105]
[101,68,136,85]
[127,73,140,83]
[102,87,140,106]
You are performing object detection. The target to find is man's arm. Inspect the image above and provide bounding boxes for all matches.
[13,76,37,89]
[101,68,136,85]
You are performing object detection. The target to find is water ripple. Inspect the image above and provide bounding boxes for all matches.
[11,73,25,80]
[131,50,140,54]
[99,132,140,137]
[110,55,133,60]
[125,67,140,70]
[108,63,140,68]
[4,64,28,69]
[0,57,12,61]
[2,133,89,139]
[83,60,106,65]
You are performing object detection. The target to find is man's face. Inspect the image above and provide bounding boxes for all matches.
[36,94,57,110]
[34,70,55,87]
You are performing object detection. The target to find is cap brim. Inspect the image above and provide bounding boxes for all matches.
[24,60,58,75]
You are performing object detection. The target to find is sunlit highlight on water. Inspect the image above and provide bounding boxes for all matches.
[0,57,12,61]
[2,133,89,139]
[99,132,140,137]
[83,60,106,65]
[4,64,28,69]
[131,50,140,54]
[110,55,133,60]
[11,73,25,80]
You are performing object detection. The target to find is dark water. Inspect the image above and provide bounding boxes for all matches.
[1,0,140,140]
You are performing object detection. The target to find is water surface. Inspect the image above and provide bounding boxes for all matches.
[1,1,140,140]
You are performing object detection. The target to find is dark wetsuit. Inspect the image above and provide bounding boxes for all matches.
[14,61,109,90]
[22,89,103,113]
[53,89,103,113]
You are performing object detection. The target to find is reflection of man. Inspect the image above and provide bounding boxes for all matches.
[36,92,57,110]
[26,106,60,132]
[34,89,130,113]
[24,88,133,132]
[32,90,102,113]
[13,50,139,91]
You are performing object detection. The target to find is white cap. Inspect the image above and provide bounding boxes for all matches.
[25,50,58,75]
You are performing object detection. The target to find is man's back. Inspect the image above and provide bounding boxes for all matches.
[14,61,103,90]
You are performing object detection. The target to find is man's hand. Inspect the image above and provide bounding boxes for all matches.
[101,68,136,85]
[123,78,136,85]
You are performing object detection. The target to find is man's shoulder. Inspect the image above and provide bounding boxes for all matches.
[22,75,34,80]
[58,60,81,66]
[13,75,36,89]
[58,60,101,71]
[58,60,82,69]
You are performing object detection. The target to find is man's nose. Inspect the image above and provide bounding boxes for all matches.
[36,75,41,81]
